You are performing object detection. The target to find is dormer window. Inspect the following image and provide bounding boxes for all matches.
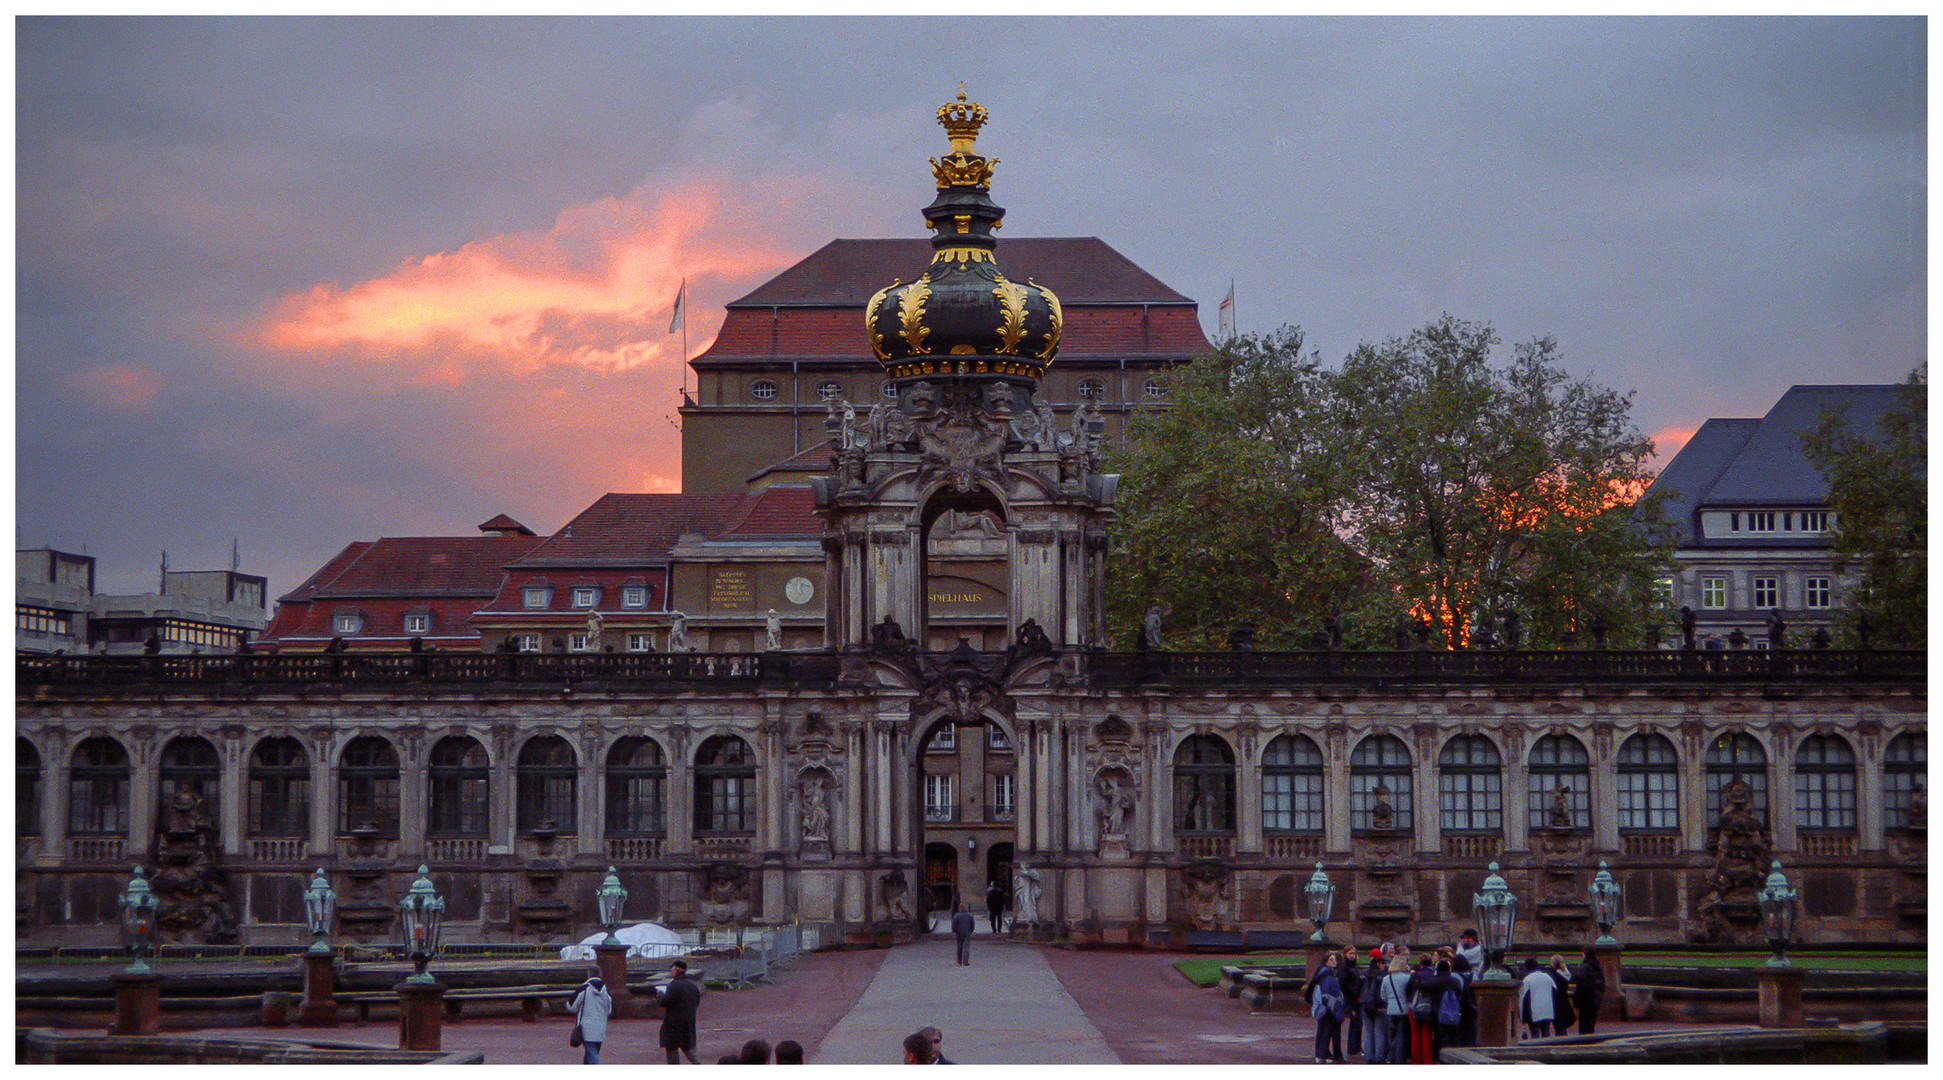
[572,587,599,608]
[621,586,647,608]
[404,614,430,634]
[751,379,779,401]
[522,587,550,610]
[515,633,541,652]
[333,613,363,635]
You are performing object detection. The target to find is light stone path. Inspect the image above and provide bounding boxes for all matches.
[813,933,1122,1064]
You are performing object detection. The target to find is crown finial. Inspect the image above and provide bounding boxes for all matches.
[932,88,996,190]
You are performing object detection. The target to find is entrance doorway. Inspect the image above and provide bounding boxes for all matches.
[923,841,957,922]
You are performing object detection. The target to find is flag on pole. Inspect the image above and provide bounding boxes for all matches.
[1217,279,1235,343]
[667,278,686,334]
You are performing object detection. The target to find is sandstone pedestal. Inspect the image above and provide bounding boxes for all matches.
[1303,938,1335,979]
[1757,965,1806,1029]
[109,970,163,1037]
[594,943,631,1018]
[395,979,446,1051]
[299,950,339,1026]
[1589,942,1624,1022]
[1472,976,1518,1049]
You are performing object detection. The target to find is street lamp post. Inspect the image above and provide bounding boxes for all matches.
[298,869,340,1026]
[1469,862,1521,1048]
[110,866,164,1037]
[593,867,633,1016]
[395,865,447,1051]
[1756,861,1805,1029]
[1586,860,1625,1024]
[1301,863,1337,978]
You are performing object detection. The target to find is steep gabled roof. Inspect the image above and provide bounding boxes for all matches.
[286,536,544,598]
[728,237,1195,307]
[510,493,751,566]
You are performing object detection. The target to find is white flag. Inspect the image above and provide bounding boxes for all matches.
[667,279,686,334]
[1217,279,1235,342]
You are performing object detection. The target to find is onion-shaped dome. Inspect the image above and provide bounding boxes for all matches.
[866,88,1062,378]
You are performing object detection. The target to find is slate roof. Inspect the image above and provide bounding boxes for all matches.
[276,536,541,601]
[1644,384,1908,547]
[729,237,1195,307]
[509,488,822,567]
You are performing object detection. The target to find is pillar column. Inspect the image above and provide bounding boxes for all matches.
[397,745,426,859]
[1771,740,1798,854]
[667,731,693,856]
[299,950,339,1026]
[310,738,334,859]
[594,942,631,1017]
[1505,748,1532,854]
[219,738,245,857]
[128,739,159,864]
[109,971,164,1037]
[844,723,865,857]
[1589,942,1624,1023]
[395,979,446,1051]
[1323,737,1350,855]
[489,739,516,855]
[1472,978,1517,1049]
[1591,746,1620,854]
[1237,725,1263,855]
[1856,739,1885,853]
[41,743,69,865]
[1757,966,1806,1029]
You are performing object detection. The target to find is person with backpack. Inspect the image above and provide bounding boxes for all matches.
[1306,951,1348,1064]
[1361,954,1390,1064]
[1448,952,1477,1047]
[1336,947,1364,1059]
[567,972,612,1065]
[1573,948,1607,1034]
[1408,956,1462,1062]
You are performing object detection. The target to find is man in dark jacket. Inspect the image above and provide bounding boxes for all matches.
[951,904,976,965]
[1408,957,1463,1062]
[1336,949,1363,1058]
[1573,948,1607,1034]
[656,960,703,1064]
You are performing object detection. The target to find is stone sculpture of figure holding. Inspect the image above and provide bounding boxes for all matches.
[1548,783,1573,829]
[766,609,783,652]
[1714,778,1767,868]
[799,774,830,842]
[1033,400,1060,451]
[839,399,857,449]
[1766,609,1786,649]
[1015,618,1053,655]
[1094,771,1136,840]
[1906,781,1926,830]
[1011,861,1041,925]
[1142,603,1163,650]
[667,611,689,653]
[584,610,604,652]
[1370,784,1396,831]
[871,614,911,653]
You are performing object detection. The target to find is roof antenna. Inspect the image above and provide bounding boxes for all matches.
[160,549,169,594]
[231,538,241,572]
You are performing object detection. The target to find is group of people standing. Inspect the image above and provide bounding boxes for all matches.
[565,959,806,1064]
[1301,930,1607,1064]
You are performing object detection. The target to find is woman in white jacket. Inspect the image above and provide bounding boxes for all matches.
[1515,958,1556,1039]
[569,974,613,1064]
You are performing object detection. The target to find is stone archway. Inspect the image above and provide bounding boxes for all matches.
[912,708,1019,933]
[917,486,1010,650]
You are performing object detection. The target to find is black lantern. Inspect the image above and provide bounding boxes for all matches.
[304,867,338,955]
[1304,862,1336,942]
[596,866,628,947]
[398,864,446,983]
[1472,861,1518,981]
[118,865,160,975]
[1758,861,1798,967]
[1588,860,1621,946]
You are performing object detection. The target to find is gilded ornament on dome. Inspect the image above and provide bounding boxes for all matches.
[993,278,1029,354]
[929,151,997,190]
[865,280,898,361]
[897,278,932,355]
[1036,279,1063,355]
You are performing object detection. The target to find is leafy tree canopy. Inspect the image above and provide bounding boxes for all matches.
[1800,366,1926,647]
[1104,316,1675,650]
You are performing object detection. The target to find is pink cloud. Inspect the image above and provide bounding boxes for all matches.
[1650,425,1696,459]
[73,363,162,411]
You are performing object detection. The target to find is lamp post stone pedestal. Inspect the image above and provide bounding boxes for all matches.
[1589,941,1625,1022]
[1757,966,1806,1029]
[594,942,631,1017]
[1471,978,1517,1049]
[109,970,164,1037]
[1303,939,1335,980]
[396,978,447,1051]
[299,951,339,1026]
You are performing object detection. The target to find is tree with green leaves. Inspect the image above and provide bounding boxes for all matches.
[1105,316,1675,650]
[1800,366,1926,647]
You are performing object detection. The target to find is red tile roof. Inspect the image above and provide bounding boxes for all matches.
[721,485,821,538]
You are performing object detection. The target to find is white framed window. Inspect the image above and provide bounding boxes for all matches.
[1077,377,1105,400]
[1142,377,1166,400]
[989,773,1016,821]
[568,633,591,652]
[1804,577,1831,609]
[815,380,843,401]
[987,725,1010,749]
[515,633,541,652]
[621,586,647,608]
[1752,577,1778,608]
[924,773,955,822]
[926,726,956,751]
[627,632,655,652]
[1798,511,1830,533]
[333,613,363,635]
[1701,577,1727,609]
[404,614,429,634]
[522,587,550,610]
[572,587,598,608]
[751,379,779,401]
[1740,511,1776,533]
[880,379,898,399]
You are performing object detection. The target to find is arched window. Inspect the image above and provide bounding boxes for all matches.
[1793,734,1857,832]
[1705,733,1769,827]
[159,736,220,821]
[1262,734,1324,834]
[1527,735,1591,832]
[18,738,42,838]
[69,737,130,835]
[248,737,309,837]
[338,736,400,837]
[1616,734,1679,833]
[1350,735,1413,833]
[1883,733,1926,831]
[606,737,667,836]
[517,736,578,834]
[429,736,489,837]
[695,735,756,835]
[1173,735,1236,835]
[1438,735,1502,834]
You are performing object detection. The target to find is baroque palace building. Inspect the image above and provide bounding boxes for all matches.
[15,92,1926,953]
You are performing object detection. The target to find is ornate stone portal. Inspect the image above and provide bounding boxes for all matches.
[151,788,237,945]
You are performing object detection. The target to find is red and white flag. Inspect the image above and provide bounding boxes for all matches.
[1217,279,1235,342]
[667,278,686,334]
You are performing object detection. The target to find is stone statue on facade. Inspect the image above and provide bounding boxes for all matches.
[799,772,831,843]
[667,611,689,653]
[1015,618,1053,656]
[839,399,858,449]
[1766,609,1786,649]
[1011,861,1041,925]
[1547,783,1573,829]
[1180,860,1233,930]
[1141,604,1163,650]
[151,787,237,945]
[1369,784,1396,831]
[584,610,604,652]
[881,869,912,921]
[1695,777,1772,942]
[701,863,752,926]
[1093,768,1138,844]
[766,609,783,652]
[1905,781,1926,830]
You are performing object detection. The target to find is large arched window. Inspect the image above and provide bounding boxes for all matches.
[1262,734,1324,834]
[18,738,42,838]
[248,737,310,837]
[1527,735,1591,832]
[1350,735,1412,833]
[1616,734,1680,834]
[1173,735,1236,835]
[606,737,667,836]
[1705,733,1769,827]
[160,736,221,820]
[338,736,400,837]
[1883,733,1926,831]
[1438,735,1502,834]
[1793,734,1857,832]
[429,736,490,837]
[517,736,578,834]
[695,735,756,835]
[69,737,130,835]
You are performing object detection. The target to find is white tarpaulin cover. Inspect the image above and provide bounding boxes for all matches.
[558,921,686,961]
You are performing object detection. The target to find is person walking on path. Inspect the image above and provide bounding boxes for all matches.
[1546,955,1577,1034]
[655,959,703,1064]
[985,880,1006,936]
[1517,958,1556,1039]
[951,904,976,965]
[919,1025,954,1064]
[568,973,612,1064]
[1573,948,1606,1035]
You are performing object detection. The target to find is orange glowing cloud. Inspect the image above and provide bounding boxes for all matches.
[256,178,804,380]
[1651,425,1696,459]
[74,363,162,411]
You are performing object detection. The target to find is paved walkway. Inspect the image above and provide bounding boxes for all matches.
[815,935,1119,1064]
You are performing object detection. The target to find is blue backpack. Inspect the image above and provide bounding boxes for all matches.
[1437,983,1462,1026]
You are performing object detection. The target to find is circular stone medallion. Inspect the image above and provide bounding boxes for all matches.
[785,576,814,605]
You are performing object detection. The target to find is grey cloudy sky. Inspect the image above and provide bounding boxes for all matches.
[15,16,1925,597]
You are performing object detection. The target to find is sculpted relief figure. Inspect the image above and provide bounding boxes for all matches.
[1094,769,1138,844]
[799,772,831,843]
[1369,784,1396,832]
[1906,780,1927,830]
[1011,861,1041,925]
[667,611,689,653]
[766,609,783,652]
[1547,783,1573,829]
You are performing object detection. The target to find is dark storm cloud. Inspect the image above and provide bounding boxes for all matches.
[16,17,1923,597]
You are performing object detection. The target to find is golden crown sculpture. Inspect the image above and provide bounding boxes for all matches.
[930,85,997,190]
